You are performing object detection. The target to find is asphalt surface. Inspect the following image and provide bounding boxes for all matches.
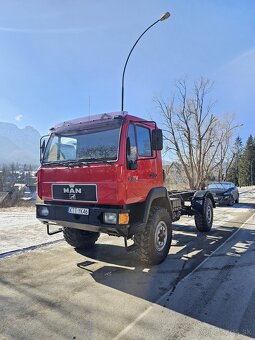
[1,187,255,339]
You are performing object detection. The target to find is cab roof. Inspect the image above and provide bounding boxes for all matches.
[49,112,154,134]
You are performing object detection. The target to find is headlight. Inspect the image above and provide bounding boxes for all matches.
[39,206,49,217]
[103,212,117,224]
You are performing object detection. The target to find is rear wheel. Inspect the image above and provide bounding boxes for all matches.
[63,227,99,249]
[195,197,213,232]
[134,206,172,265]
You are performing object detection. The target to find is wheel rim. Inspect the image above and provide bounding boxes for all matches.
[206,204,212,224]
[154,221,168,251]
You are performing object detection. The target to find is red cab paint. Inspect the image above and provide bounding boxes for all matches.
[38,112,163,206]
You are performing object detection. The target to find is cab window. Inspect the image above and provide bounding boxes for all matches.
[136,126,152,157]
[127,124,137,163]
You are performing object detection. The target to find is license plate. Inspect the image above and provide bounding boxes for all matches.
[68,207,89,215]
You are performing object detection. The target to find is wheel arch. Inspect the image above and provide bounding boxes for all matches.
[143,187,172,224]
[192,190,216,214]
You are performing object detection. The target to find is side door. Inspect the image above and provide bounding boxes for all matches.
[135,124,158,196]
[125,123,140,203]
[125,123,158,204]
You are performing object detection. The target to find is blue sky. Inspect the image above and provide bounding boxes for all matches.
[0,0,254,141]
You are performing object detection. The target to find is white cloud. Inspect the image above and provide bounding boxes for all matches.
[15,114,23,122]
[229,47,255,67]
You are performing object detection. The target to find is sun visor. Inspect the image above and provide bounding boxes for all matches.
[50,114,125,136]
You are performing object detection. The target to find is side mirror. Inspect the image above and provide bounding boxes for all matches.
[40,135,49,162]
[128,160,138,170]
[152,129,163,151]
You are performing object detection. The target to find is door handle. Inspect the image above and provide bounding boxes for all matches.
[149,173,157,178]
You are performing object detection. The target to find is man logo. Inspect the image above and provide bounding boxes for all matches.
[63,187,82,194]
[53,184,96,202]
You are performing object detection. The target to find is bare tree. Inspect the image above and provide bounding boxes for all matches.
[211,113,238,181]
[156,78,238,189]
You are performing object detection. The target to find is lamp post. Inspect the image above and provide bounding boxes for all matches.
[121,12,171,111]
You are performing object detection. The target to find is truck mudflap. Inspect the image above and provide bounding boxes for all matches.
[191,190,215,215]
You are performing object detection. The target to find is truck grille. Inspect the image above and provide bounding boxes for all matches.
[52,184,97,202]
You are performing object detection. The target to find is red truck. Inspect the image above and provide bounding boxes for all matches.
[37,111,215,265]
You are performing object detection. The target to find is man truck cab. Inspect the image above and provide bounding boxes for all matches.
[37,111,214,265]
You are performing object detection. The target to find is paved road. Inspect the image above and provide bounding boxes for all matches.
[0,187,255,339]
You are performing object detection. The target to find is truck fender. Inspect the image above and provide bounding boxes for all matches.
[191,190,216,214]
[142,187,172,224]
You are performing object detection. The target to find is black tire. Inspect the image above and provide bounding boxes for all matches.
[195,198,213,232]
[228,195,235,206]
[63,227,99,249]
[235,195,239,204]
[134,206,172,265]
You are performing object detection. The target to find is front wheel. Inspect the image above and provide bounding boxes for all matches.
[228,195,235,206]
[134,206,172,265]
[195,197,213,232]
[63,227,99,249]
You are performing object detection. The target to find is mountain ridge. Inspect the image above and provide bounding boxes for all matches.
[0,122,41,165]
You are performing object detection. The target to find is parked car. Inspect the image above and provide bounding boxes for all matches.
[207,182,239,206]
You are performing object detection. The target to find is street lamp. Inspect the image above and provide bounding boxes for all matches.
[121,12,171,111]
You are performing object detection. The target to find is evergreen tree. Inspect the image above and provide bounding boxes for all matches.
[226,136,243,185]
[239,135,255,186]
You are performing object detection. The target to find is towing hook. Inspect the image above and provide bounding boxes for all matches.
[47,223,63,236]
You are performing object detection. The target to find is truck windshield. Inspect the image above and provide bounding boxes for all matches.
[43,122,121,164]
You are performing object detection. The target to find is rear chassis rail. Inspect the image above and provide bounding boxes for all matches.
[168,189,215,219]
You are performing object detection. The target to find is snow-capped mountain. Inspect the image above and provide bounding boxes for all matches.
[0,122,41,165]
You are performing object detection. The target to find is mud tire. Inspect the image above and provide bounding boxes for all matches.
[134,206,172,265]
[195,197,213,232]
[63,227,99,249]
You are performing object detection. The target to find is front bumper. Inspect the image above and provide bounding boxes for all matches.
[36,203,130,237]
[213,195,231,205]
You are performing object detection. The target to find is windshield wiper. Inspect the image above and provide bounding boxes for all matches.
[65,160,85,167]
[42,161,70,166]
[42,158,115,167]
[78,157,115,164]
[42,160,84,167]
